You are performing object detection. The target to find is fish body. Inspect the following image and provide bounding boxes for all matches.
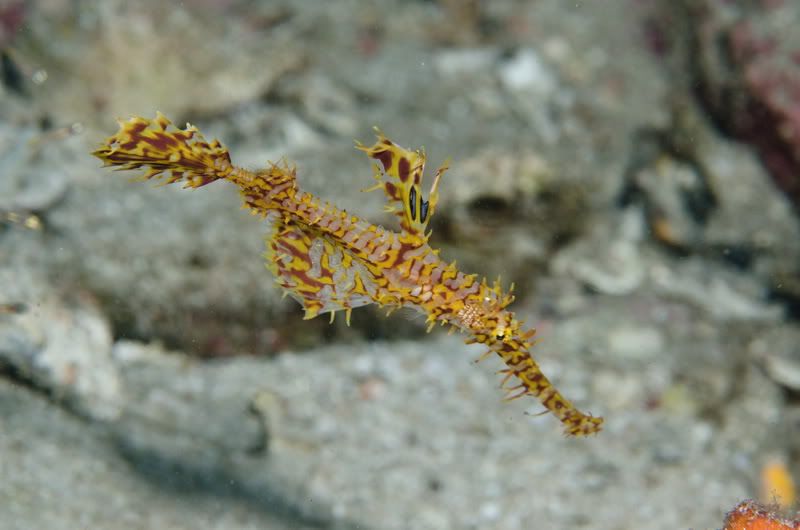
[93,113,602,436]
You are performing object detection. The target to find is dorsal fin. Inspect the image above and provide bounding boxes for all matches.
[356,129,449,244]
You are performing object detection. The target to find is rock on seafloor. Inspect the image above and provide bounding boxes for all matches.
[0,303,789,528]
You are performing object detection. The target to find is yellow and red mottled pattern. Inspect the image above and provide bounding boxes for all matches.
[93,114,603,437]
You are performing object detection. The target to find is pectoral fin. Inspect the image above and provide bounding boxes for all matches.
[264,215,380,322]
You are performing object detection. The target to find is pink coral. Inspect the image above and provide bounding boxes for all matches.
[692,0,800,207]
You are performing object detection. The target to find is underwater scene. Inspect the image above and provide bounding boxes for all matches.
[2,1,800,529]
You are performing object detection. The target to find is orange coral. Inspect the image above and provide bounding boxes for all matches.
[761,458,797,510]
[723,500,800,530]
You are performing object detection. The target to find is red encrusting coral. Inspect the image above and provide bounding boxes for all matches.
[723,500,800,530]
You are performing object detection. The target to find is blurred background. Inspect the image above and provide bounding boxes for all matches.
[1,0,799,528]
